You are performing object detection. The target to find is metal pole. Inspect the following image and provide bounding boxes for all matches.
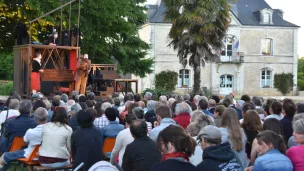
[69,0,72,35]
[76,0,81,47]
[29,22,31,44]
[60,0,63,44]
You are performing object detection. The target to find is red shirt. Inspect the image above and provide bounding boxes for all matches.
[173,113,191,129]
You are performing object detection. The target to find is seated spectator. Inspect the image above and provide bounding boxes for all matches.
[288,113,304,148]
[133,107,152,134]
[113,97,121,110]
[211,95,220,104]
[87,92,96,104]
[42,99,52,121]
[245,130,292,171]
[38,107,72,168]
[187,115,215,165]
[66,100,75,116]
[168,98,176,109]
[183,94,191,101]
[0,101,37,153]
[190,110,204,122]
[85,100,95,108]
[173,102,192,129]
[0,92,21,111]
[78,94,87,103]
[0,107,47,169]
[122,120,161,171]
[69,103,82,131]
[101,108,124,140]
[0,99,20,130]
[214,105,225,127]
[149,105,176,141]
[197,125,243,170]
[145,100,157,127]
[265,101,283,120]
[134,94,141,102]
[149,125,197,171]
[208,99,216,114]
[287,118,304,171]
[89,161,118,171]
[79,102,87,110]
[94,102,114,129]
[220,108,248,168]
[198,99,213,118]
[281,99,296,143]
[32,100,46,113]
[71,109,104,171]
[60,94,69,108]
[250,118,283,164]
[242,110,263,159]
[120,101,132,120]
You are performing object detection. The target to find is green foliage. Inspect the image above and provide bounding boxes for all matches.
[155,70,178,92]
[0,52,13,80]
[298,57,304,74]
[164,0,231,94]
[297,79,304,91]
[274,72,294,95]
[0,81,13,95]
[0,0,153,77]
[142,88,171,98]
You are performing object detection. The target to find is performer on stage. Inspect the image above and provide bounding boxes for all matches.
[31,52,44,94]
[75,54,91,94]
[48,30,60,46]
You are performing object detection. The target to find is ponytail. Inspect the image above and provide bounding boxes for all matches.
[256,130,287,154]
[275,134,287,155]
[180,135,196,156]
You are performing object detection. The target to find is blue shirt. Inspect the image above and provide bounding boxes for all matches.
[253,149,293,171]
[149,118,176,141]
[203,110,214,118]
[101,121,124,139]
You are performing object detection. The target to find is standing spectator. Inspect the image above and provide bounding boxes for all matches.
[145,100,157,128]
[197,125,243,171]
[265,102,283,120]
[241,94,251,102]
[245,130,292,171]
[198,99,213,118]
[0,107,47,169]
[0,99,20,130]
[101,108,124,140]
[94,102,113,129]
[288,113,304,148]
[211,95,220,104]
[144,92,152,101]
[281,99,296,143]
[190,110,204,123]
[239,102,256,123]
[287,118,304,171]
[149,125,197,171]
[296,103,304,114]
[208,99,216,114]
[223,96,242,120]
[71,110,104,171]
[0,101,37,153]
[242,110,263,159]
[214,105,225,127]
[39,107,72,168]
[149,105,176,141]
[220,108,248,168]
[173,102,192,129]
[122,120,161,171]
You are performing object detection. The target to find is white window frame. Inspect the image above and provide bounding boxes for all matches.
[261,38,273,56]
[260,68,273,88]
[263,13,271,24]
[221,37,233,57]
[178,69,191,88]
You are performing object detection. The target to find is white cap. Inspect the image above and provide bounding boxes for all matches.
[84,54,88,59]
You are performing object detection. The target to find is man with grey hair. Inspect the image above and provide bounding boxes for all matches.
[144,92,152,101]
[194,95,203,107]
[0,107,47,168]
[68,103,82,131]
[183,94,191,101]
[208,99,216,114]
[94,102,118,129]
[159,96,167,102]
[0,101,37,153]
[173,102,192,129]
[0,99,20,130]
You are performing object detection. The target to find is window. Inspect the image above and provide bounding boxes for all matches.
[261,38,273,55]
[261,69,272,88]
[178,69,190,87]
[263,13,270,23]
[221,37,233,57]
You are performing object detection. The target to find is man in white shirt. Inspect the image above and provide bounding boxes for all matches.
[0,99,20,130]
[0,107,48,169]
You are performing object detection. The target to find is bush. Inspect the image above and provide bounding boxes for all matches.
[0,52,13,80]
[298,79,304,91]
[142,88,171,98]
[155,70,178,92]
[274,72,294,95]
[0,81,13,95]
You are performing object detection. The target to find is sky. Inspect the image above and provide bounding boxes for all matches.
[145,0,304,57]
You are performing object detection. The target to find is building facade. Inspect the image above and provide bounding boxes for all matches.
[135,0,299,96]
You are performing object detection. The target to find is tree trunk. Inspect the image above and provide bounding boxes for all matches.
[193,63,201,94]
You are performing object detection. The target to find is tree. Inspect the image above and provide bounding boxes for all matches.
[155,70,178,92]
[274,72,294,95]
[164,0,230,94]
[0,0,153,77]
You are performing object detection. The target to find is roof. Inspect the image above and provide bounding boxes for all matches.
[147,0,299,27]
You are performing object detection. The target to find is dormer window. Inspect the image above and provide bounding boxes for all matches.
[260,8,273,24]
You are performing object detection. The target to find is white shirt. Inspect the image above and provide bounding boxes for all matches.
[93,114,119,129]
[189,136,203,166]
[265,114,284,120]
[23,124,45,158]
[110,128,134,166]
[0,109,20,130]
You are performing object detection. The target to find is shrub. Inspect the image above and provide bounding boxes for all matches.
[298,79,304,91]
[0,81,13,95]
[155,70,178,92]
[0,52,13,80]
[274,72,294,95]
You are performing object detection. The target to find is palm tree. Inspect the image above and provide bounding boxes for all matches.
[164,0,231,94]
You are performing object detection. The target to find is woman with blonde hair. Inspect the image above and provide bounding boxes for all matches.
[220,108,248,168]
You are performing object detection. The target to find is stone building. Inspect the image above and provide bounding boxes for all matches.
[135,0,299,96]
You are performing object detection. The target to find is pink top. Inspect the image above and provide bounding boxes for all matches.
[287,146,304,171]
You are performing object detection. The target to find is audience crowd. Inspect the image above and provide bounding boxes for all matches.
[0,91,302,171]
